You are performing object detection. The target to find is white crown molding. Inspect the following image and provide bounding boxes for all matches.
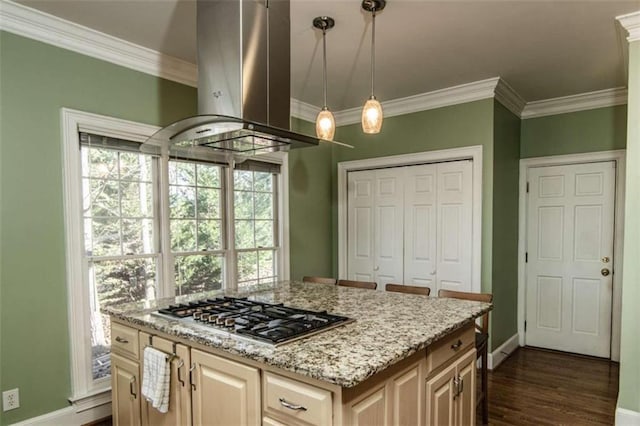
[0,0,198,87]
[290,99,320,123]
[332,77,501,126]
[617,10,640,42]
[521,87,628,119]
[495,78,526,117]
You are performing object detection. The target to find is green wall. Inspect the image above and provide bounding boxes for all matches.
[332,100,495,297]
[618,40,640,414]
[0,32,197,425]
[491,102,521,348]
[520,105,627,158]
[288,118,334,280]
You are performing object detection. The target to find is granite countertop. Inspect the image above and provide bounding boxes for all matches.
[105,281,492,388]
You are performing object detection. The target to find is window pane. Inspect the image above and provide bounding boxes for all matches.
[237,251,258,285]
[197,188,220,219]
[254,172,272,192]
[175,254,223,296]
[122,219,155,254]
[121,182,153,218]
[254,192,273,219]
[234,190,253,219]
[89,217,121,256]
[235,220,254,249]
[87,148,117,179]
[90,257,157,380]
[255,220,274,247]
[234,170,253,191]
[171,219,197,252]
[197,220,222,250]
[197,164,220,188]
[170,161,195,186]
[84,178,119,218]
[170,186,196,218]
[258,250,275,279]
[120,152,152,182]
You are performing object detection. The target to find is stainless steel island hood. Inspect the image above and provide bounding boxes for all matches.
[146,0,329,158]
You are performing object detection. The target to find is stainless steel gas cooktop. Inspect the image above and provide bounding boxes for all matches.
[153,297,353,346]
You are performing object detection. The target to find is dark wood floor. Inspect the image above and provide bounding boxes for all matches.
[485,347,619,426]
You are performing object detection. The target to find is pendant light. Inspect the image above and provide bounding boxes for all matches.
[313,16,336,141]
[361,0,385,134]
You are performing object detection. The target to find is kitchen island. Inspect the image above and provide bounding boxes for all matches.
[106,281,492,426]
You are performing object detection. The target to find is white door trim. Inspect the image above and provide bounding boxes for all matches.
[518,150,626,360]
[337,145,483,293]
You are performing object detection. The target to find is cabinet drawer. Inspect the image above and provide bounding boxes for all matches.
[426,323,474,375]
[111,323,139,360]
[263,372,332,426]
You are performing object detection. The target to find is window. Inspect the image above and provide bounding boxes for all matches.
[62,109,289,403]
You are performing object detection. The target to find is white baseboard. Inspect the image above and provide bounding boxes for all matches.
[11,402,111,426]
[488,333,520,370]
[616,406,640,426]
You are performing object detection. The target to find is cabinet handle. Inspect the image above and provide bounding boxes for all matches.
[452,376,459,400]
[279,398,308,411]
[190,364,196,391]
[450,339,463,350]
[115,336,129,344]
[129,377,137,399]
[177,360,185,387]
[458,377,464,396]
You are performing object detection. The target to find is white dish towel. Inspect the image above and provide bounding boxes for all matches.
[141,346,171,413]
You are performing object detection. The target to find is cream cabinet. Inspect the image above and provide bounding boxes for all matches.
[111,320,477,426]
[191,348,261,426]
[425,348,476,426]
[139,333,191,426]
[111,353,141,426]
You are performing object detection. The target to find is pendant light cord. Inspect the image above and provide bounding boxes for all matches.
[322,27,328,109]
[370,11,376,97]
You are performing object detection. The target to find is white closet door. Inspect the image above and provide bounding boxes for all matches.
[347,170,376,282]
[404,164,437,288]
[373,168,405,288]
[436,161,473,292]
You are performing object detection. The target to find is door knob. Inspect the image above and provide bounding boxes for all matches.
[601,268,610,277]
[373,266,379,271]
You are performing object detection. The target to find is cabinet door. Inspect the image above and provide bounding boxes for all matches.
[455,349,476,426]
[391,364,423,426]
[139,334,191,426]
[112,353,141,426]
[425,361,457,426]
[191,349,260,426]
[347,384,389,426]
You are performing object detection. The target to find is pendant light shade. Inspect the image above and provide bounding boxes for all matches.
[313,16,336,141]
[316,107,336,140]
[361,0,385,134]
[362,96,383,134]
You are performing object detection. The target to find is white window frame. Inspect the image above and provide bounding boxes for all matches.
[61,108,290,405]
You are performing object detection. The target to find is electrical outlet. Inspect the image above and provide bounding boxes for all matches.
[2,388,20,411]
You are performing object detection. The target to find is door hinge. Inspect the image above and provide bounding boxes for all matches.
[526,182,530,193]
[524,321,527,332]
[525,252,528,263]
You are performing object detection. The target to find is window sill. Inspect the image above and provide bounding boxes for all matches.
[68,387,111,413]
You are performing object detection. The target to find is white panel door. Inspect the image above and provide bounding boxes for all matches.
[404,164,437,289]
[526,162,615,357]
[436,161,473,292]
[373,168,405,288]
[347,170,376,282]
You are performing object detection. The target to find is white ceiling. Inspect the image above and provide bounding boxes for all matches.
[17,0,640,110]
